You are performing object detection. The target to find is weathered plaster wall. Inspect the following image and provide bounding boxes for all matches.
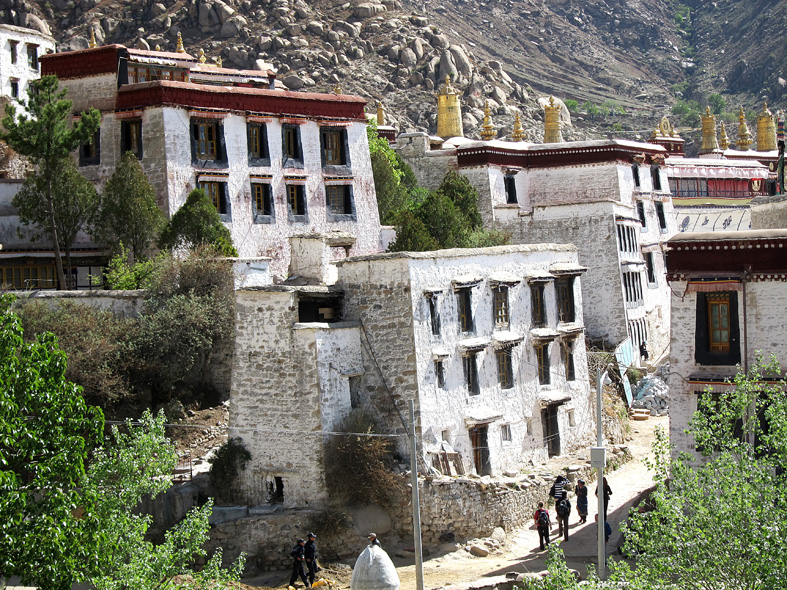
[59,72,117,113]
[751,198,787,230]
[395,133,457,191]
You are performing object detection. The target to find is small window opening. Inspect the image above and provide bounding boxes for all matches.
[349,375,361,409]
[268,476,284,504]
[297,294,342,323]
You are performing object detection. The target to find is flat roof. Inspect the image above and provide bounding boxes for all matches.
[337,243,577,265]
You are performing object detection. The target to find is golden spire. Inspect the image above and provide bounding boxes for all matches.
[155,44,161,51]
[719,121,730,150]
[198,48,207,64]
[89,29,97,49]
[216,56,222,68]
[756,101,777,152]
[699,106,719,152]
[543,96,563,143]
[480,101,496,141]
[176,32,185,53]
[511,112,525,141]
[736,106,753,151]
[376,101,385,126]
[436,75,463,139]
[332,84,342,94]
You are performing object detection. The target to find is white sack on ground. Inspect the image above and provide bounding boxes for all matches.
[350,544,400,590]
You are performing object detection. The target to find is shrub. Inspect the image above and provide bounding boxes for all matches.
[209,437,251,504]
[323,410,402,506]
[564,99,578,112]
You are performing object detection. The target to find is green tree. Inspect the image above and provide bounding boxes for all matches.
[367,122,422,224]
[97,151,165,263]
[159,189,238,257]
[387,210,439,252]
[13,156,99,287]
[0,294,105,589]
[432,170,482,231]
[708,93,726,115]
[1,75,101,289]
[417,190,470,249]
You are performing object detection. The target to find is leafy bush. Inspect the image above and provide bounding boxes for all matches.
[209,438,251,504]
[104,246,161,290]
[563,99,578,112]
[159,189,238,257]
[323,411,402,506]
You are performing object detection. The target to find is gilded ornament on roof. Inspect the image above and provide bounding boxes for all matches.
[736,106,753,151]
[511,112,525,142]
[480,101,496,141]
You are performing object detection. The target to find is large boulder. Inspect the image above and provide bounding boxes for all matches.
[282,74,305,90]
[449,45,472,78]
[438,49,457,83]
[400,47,417,68]
[354,3,387,18]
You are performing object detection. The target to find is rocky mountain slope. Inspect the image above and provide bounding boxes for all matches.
[1,0,783,142]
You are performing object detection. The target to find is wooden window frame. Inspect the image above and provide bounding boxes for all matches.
[562,339,576,381]
[10,79,18,99]
[556,277,575,323]
[248,123,269,161]
[1,265,56,289]
[121,119,143,159]
[536,342,551,385]
[708,294,731,353]
[496,348,514,390]
[282,124,303,164]
[656,201,668,232]
[252,183,274,221]
[321,128,347,166]
[326,185,354,217]
[531,284,546,327]
[493,286,510,327]
[463,353,480,395]
[637,201,647,229]
[26,44,38,71]
[195,121,217,160]
[287,184,307,218]
[457,288,474,334]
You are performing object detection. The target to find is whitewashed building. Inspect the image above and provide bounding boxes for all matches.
[666,229,787,459]
[397,134,676,363]
[31,43,381,283]
[0,23,55,106]
[229,235,593,507]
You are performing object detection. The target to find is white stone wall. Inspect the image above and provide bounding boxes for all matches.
[670,279,787,459]
[0,24,55,107]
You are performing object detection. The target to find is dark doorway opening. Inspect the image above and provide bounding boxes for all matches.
[542,405,561,457]
[469,425,491,476]
[268,476,284,504]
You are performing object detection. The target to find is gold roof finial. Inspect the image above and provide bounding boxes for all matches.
[699,106,719,152]
[511,112,525,141]
[176,32,185,53]
[436,75,463,139]
[198,48,207,64]
[89,29,97,49]
[216,56,222,68]
[333,84,342,94]
[756,101,777,152]
[155,44,161,51]
[719,121,730,150]
[543,95,563,143]
[376,101,385,126]
[736,106,753,151]
[480,101,496,141]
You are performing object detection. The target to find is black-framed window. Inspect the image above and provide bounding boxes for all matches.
[457,288,474,334]
[531,284,546,327]
[656,201,668,232]
[556,277,575,323]
[27,44,38,70]
[287,184,307,220]
[496,348,514,390]
[10,79,18,99]
[79,130,100,166]
[435,360,445,388]
[632,164,640,187]
[562,339,576,381]
[199,180,231,220]
[325,185,355,219]
[248,123,270,163]
[637,201,647,229]
[427,293,440,337]
[504,175,517,204]
[695,291,740,366]
[9,41,17,64]
[464,353,480,395]
[191,119,227,166]
[645,252,657,285]
[282,124,303,167]
[320,127,349,167]
[251,183,274,223]
[493,286,510,328]
[535,342,550,385]
[120,120,143,159]
[651,165,662,191]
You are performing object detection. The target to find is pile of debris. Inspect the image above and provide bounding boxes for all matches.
[632,375,669,416]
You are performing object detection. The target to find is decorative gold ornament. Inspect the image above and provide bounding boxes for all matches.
[176,32,185,53]
[480,101,496,141]
[376,101,385,126]
[659,116,674,138]
[699,106,718,152]
[756,101,777,152]
[333,84,343,94]
[216,56,222,68]
[89,29,97,48]
[719,122,730,150]
[436,75,463,139]
[198,48,207,64]
[511,112,525,142]
[736,106,753,151]
[155,44,161,51]
[543,96,563,143]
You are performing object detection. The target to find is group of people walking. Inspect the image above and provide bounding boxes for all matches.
[289,532,319,588]
[533,475,613,551]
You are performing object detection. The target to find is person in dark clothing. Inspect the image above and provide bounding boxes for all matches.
[367,532,381,546]
[534,501,551,551]
[289,538,310,588]
[639,341,649,362]
[575,479,588,523]
[595,476,613,521]
[304,532,318,585]
[549,475,569,506]
[555,491,572,541]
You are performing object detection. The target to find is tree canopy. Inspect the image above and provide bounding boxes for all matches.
[159,188,238,257]
[1,75,101,289]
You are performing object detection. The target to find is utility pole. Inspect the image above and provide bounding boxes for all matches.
[591,364,612,580]
[408,400,424,590]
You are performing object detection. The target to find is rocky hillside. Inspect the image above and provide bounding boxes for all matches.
[0,0,783,143]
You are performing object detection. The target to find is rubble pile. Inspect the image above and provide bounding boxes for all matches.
[632,375,669,416]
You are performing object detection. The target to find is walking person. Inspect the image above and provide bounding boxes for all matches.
[555,491,571,541]
[549,474,569,504]
[304,532,318,586]
[576,479,588,523]
[289,538,310,588]
[534,501,551,551]
[595,476,613,521]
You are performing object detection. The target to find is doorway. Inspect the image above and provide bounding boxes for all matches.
[469,425,490,475]
[541,405,561,457]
